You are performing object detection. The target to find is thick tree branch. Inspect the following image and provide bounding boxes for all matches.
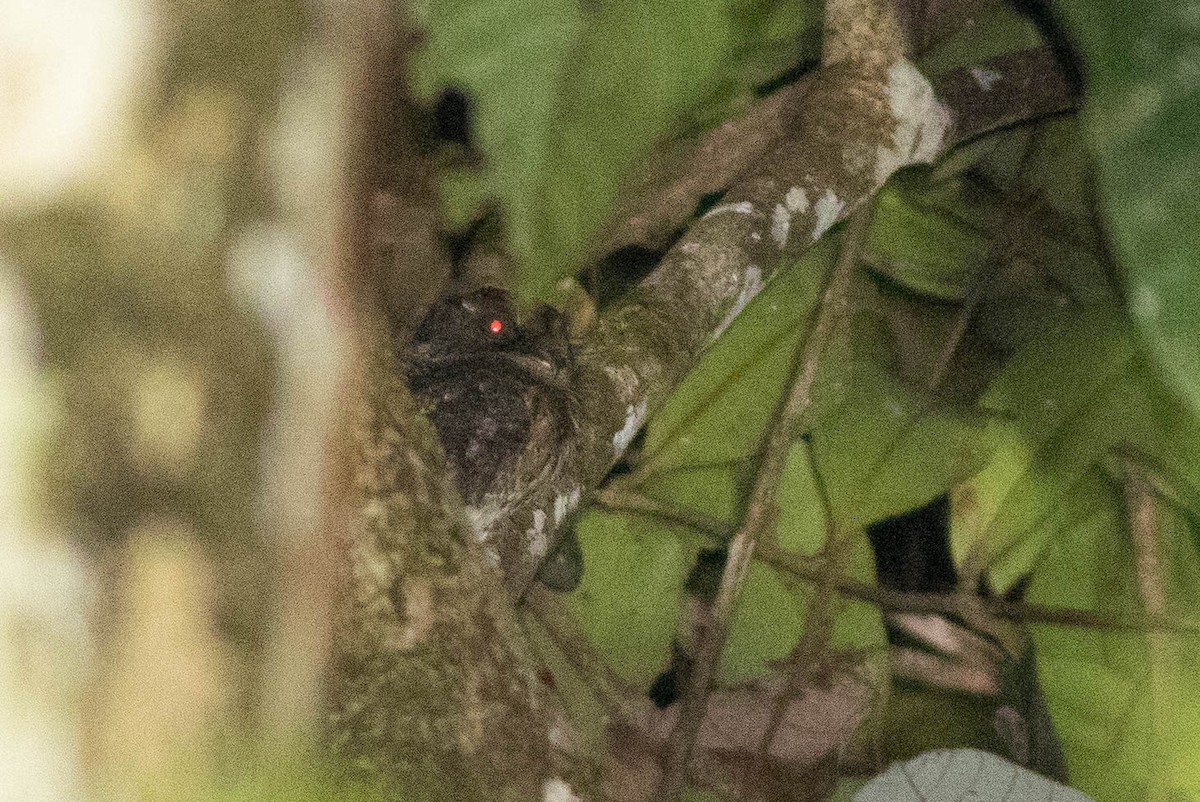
[593,46,1073,267]
[485,52,956,596]
[330,340,590,800]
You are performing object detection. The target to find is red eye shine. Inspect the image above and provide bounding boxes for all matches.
[489,319,504,334]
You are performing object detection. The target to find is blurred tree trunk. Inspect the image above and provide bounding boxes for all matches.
[0,0,371,796]
[0,0,579,795]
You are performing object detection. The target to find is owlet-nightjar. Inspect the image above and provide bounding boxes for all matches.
[405,287,581,589]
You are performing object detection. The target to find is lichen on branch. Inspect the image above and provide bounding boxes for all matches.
[484,54,955,596]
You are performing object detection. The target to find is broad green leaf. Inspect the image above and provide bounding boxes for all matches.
[641,464,742,526]
[1052,0,1200,417]
[828,535,891,655]
[639,232,995,531]
[413,0,583,234]
[1028,472,1200,802]
[720,439,888,683]
[567,510,695,684]
[811,358,997,527]
[951,308,1200,590]
[951,311,1126,585]
[864,184,989,301]
[721,562,808,682]
[536,1,738,296]
[413,0,823,300]
[775,443,825,554]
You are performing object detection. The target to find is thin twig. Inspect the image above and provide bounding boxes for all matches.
[926,125,1047,393]
[1120,453,1175,799]
[653,205,877,802]
[595,487,735,540]
[595,488,1200,637]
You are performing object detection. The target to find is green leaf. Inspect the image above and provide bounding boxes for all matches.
[811,358,997,527]
[775,443,825,555]
[950,310,1126,586]
[1027,472,1200,802]
[641,464,741,526]
[535,1,739,297]
[721,562,808,682]
[567,510,695,684]
[918,4,1042,74]
[1052,0,1200,417]
[864,184,989,302]
[950,308,1200,590]
[413,0,583,238]
[414,0,823,300]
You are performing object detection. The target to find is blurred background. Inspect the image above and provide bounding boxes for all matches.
[2,0,1198,800]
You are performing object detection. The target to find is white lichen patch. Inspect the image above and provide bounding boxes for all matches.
[701,200,757,220]
[526,509,548,561]
[770,203,791,247]
[769,188,812,249]
[785,186,809,214]
[712,264,763,341]
[553,487,582,525]
[542,777,582,802]
[703,200,757,220]
[811,190,846,241]
[875,58,952,188]
[970,66,1002,91]
[613,399,648,455]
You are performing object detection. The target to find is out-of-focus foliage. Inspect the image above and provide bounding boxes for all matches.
[1053,0,1200,418]
[411,0,822,301]
[1,0,351,798]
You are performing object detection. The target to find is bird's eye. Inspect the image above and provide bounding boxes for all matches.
[488,319,504,334]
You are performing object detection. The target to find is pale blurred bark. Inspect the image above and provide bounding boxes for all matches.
[0,0,357,796]
[0,269,89,801]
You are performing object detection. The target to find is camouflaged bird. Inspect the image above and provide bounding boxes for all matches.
[405,287,582,590]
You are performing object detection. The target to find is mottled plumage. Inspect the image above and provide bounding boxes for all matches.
[406,286,577,508]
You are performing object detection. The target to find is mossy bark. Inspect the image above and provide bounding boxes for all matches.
[327,335,585,801]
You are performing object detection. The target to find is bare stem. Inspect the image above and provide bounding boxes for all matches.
[595,488,1200,638]
[652,206,877,802]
